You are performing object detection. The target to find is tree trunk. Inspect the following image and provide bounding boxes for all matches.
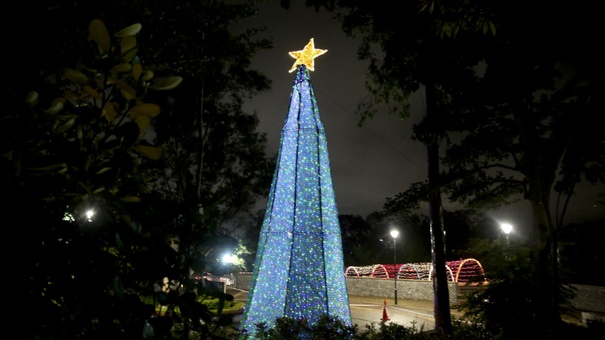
[528,186,561,338]
[519,105,561,337]
[425,84,453,338]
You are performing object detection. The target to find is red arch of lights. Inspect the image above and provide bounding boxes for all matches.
[371,264,390,278]
[344,258,487,283]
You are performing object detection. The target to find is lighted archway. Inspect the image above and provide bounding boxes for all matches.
[345,266,360,277]
[357,258,488,282]
[371,264,389,278]
[452,258,487,283]
[398,263,421,280]
[344,265,375,277]
[428,264,455,281]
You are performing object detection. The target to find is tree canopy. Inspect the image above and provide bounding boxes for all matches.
[6,1,276,338]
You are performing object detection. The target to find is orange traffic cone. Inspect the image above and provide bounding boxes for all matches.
[381,299,390,321]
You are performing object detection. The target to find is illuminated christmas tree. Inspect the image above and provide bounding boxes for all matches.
[240,39,352,336]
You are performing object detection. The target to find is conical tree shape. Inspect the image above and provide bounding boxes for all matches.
[240,65,352,336]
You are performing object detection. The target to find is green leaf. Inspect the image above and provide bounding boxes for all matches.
[113,276,124,301]
[132,114,150,134]
[115,23,142,38]
[102,102,118,123]
[141,70,154,81]
[89,19,111,56]
[120,36,137,56]
[55,117,76,133]
[134,145,162,160]
[64,69,89,84]
[115,232,124,248]
[45,98,66,114]
[133,63,143,81]
[120,196,141,202]
[28,163,67,172]
[83,85,102,100]
[117,80,136,101]
[92,187,105,194]
[149,76,183,90]
[128,103,161,117]
[25,91,39,105]
[110,63,133,74]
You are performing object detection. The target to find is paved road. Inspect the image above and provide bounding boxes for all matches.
[350,300,436,331]
[227,288,456,332]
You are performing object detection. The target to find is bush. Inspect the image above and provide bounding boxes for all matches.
[244,314,357,340]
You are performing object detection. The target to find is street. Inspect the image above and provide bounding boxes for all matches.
[350,300,435,332]
[227,288,449,333]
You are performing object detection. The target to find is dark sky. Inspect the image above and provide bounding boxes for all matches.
[240,1,427,217]
[238,1,604,228]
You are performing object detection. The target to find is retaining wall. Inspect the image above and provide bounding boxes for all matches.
[345,277,460,305]
[233,272,459,304]
[233,273,605,313]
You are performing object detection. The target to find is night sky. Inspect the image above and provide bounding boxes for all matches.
[238,1,604,227]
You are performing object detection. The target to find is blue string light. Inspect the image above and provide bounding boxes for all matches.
[240,65,352,337]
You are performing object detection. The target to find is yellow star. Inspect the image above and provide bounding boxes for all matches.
[288,38,327,73]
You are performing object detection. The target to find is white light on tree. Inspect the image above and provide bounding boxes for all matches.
[241,39,351,337]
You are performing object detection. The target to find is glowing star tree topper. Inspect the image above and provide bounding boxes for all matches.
[240,39,352,337]
[288,38,327,72]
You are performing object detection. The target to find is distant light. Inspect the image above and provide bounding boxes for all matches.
[63,212,75,222]
[222,254,236,264]
[85,209,95,222]
[500,223,513,235]
[390,230,399,239]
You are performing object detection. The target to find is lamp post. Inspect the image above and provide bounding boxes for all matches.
[390,229,399,305]
[500,222,513,261]
[500,222,513,247]
[222,253,237,289]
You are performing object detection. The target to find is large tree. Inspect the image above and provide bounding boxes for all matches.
[132,0,276,273]
[430,3,605,336]
[9,0,274,227]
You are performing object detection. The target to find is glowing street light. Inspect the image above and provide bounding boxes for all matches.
[222,253,237,264]
[390,229,399,305]
[85,209,95,222]
[500,222,513,247]
[221,253,238,288]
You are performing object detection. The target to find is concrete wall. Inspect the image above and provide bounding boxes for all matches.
[233,272,605,315]
[570,284,605,314]
[346,277,460,305]
[233,272,459,305]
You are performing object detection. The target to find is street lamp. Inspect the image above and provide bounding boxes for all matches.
[500,222,513,247]
[222,253,237,272]
[390,229,399,305]
[222,253,237,292]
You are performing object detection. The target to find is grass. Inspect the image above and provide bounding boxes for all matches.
[141,293,246,316]
[201,297,245,314]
